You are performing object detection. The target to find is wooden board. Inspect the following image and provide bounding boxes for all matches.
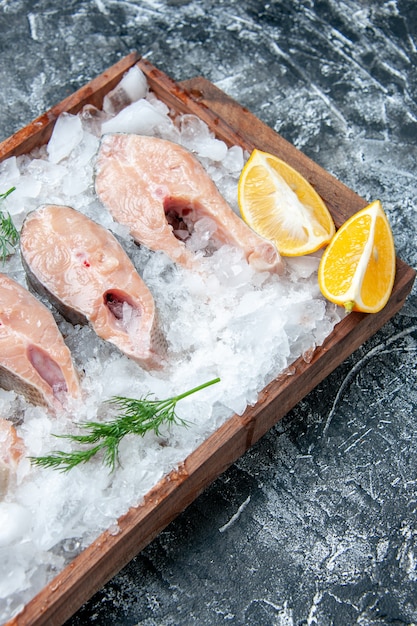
[3,53,415,626]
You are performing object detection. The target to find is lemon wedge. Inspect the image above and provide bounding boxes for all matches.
[238,149,335,256]
[318,200,396,313]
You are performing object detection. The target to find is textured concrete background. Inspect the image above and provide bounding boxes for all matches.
[1,1,416,624]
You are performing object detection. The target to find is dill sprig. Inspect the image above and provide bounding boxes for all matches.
[30,377,220,473]
[0,186,19,262]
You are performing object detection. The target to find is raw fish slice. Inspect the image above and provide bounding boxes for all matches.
[95,134,283,273]
[0,418,24,497]
[20,205,164,369]
[0,273,81,410]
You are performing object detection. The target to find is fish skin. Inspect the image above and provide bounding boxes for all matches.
[0,419,23,466]
[0,418,24,497]
[20,205,165,370]
[0,273,81,410]
[95,134,283,273]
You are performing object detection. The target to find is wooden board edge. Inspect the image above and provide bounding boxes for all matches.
[9,258,415,626]
[0,51,141,161]
[177,76,367,227]
[141,63,367,227]
[10,228,415,626]
[4,54,416,626]
[135,62,415,303]
[163,72,415,296]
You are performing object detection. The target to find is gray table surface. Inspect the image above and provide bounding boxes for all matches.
[1,1,416,625]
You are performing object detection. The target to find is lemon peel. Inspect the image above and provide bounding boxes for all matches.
[237,149,335,257]
[318,200,396,314]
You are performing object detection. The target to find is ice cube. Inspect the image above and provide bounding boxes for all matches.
[0,156,20,190]
[101,99,171,135]
[47,113,84,164]
[102,65,148,115]
[0,502,31,547]
[179,114,228,161]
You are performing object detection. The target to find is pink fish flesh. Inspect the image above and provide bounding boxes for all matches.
[0,273,81,410]
[20,205,164,369]
[95,134,283,273]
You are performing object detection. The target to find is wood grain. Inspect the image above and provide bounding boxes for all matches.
[0,52,140,162]
[140,58,366,227]
[179,77,367,227]
[3,55,415,626]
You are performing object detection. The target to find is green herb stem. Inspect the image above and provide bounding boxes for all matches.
[30,377,220,473]
[0,187,16,201]
[0,186,19,263]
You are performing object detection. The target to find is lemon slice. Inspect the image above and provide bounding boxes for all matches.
[318,200,396,313]
[238,149,336,256]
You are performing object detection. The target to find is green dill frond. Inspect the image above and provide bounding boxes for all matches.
[0,186,19,263]
[30,377,220,473]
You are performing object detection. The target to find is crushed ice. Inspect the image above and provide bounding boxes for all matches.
[0,65,344,622]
